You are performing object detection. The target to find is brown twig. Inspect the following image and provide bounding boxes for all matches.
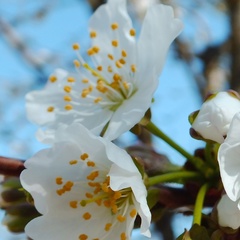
[0,156,25,177]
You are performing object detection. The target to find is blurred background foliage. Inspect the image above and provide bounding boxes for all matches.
[0,0,239,239]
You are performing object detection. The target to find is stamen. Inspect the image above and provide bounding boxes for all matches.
[69,201,78,209]
[65,104,73,111]
[92,46,100,53]
[82,78,89,83]
[83,212,91,220]
[67,77,75,82]
[64,96,72,102]
[64,86,72,93]
[73,60,81,68]
[87,171,99,181]
[108,66,113,73]
[49,75,57,83]
[105,223,112,231]
[130,209,137,218]
[90,31,97,38]
[72,43,80,50]
[97,66,103,71]
[131,64,136,73]
[69,160,78,165]
[81,153,89,160]
[79,234,88,240]
[108,54,114,60]
[120,232,127,240]
[55,177,63,185]
[47,106,54,112]
[121,50,127,57]
[111,23,118,30]
[117,215,126,222]
[112,40,118,47]
[130,28,136,36]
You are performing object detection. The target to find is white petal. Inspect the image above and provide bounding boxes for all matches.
[217,194,240,229]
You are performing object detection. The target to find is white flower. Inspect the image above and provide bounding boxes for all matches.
[26,0,183,141]
[20,123,151,240]
[218,112,240,205]
[192,91,240,143]
[217,194,240,229]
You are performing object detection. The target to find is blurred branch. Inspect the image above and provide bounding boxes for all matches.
[226,0,240,93]
[0,156,25,177]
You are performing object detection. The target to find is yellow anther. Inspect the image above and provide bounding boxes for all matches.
[88,85,93,92]
[120,232,127,240]
[111,205,118,214]
[123,81,129,90]
[108,54,114,60]
[73,60,81,68]
[49,75,57,83]
[88,182,98,187]
[80,153,89,160]
[85,192,93,198]
[87,171,99,181]
[79,234,88,240]
[130,28,136,36]
[67,76,75,82]
[113,191,122,200]
[111,23,118,30]
[56,189,65,196]
[82,78,89,83]
[112,40,118,47]
[117,215,126,222]
[94,97,102,103]
[90,31,97,38]
[105,223,112,231]
[55,177,63,185]
[65,104,73,111]
[97,66,102,71]
[72,43,80,50]
[69,159,78,165]
[64,85,72,93]
[81,89,90,98]
[47,106,54,112]
[130,209,137,218]
[87,161,96,167]
[95,199,102,206]
[131,64,136,73]
[63,181,74,191]
[108,66,113,73]
[119,58,126,65]
[64,96,72,102]
[83,212,91,220]
[93,46,100,53]
[101,183,109,193]
[87,48,94,56]
[116,60,122,68]
[69,201,78,209]
[122,50,127,57]
[113,73,121,82]
[103,200,111,208]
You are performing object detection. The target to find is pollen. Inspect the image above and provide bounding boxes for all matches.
[93,46,100,53]
[131,64,136,73]
[69,201,78,209]
[111,23,118,30]
[105,223,112,231]
[87,171,99,181]
[108,54,114,60]
[116,60,122,68]
[87,161,96,167]
[47,106,54,112]
[130,209,137,218]
[69,159,78,165]
[65,104,73,111]
[67,76,75,82]
[55,177,63,185]
[64,95,72,102]
[117,215,126,222]
[74,60,81,68]
[82,78,89,83]
[49,75,57,83]
[64,85,72,93]
[90,31,97,38]
[80,153,89,160]
[83,212,91,220]
[122,50,127,57]
[130,28,136,36]
[120,232,127,240]
[94,97,102,103]
[97,66,103,71]
[72,43,80,50]
[79,234,88,240]
[108,66,113,72]
[112,40,118,47]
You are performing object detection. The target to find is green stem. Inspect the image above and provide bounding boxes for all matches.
[193,183,209,225]
[147,171,202,187]
[145,121,208,175]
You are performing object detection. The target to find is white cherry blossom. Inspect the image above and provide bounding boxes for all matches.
[192,91,240,143]
[26,0,183,141]
[20,123,151,240]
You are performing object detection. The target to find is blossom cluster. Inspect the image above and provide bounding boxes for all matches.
[191,91,240,229]
[20,0,183,239]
